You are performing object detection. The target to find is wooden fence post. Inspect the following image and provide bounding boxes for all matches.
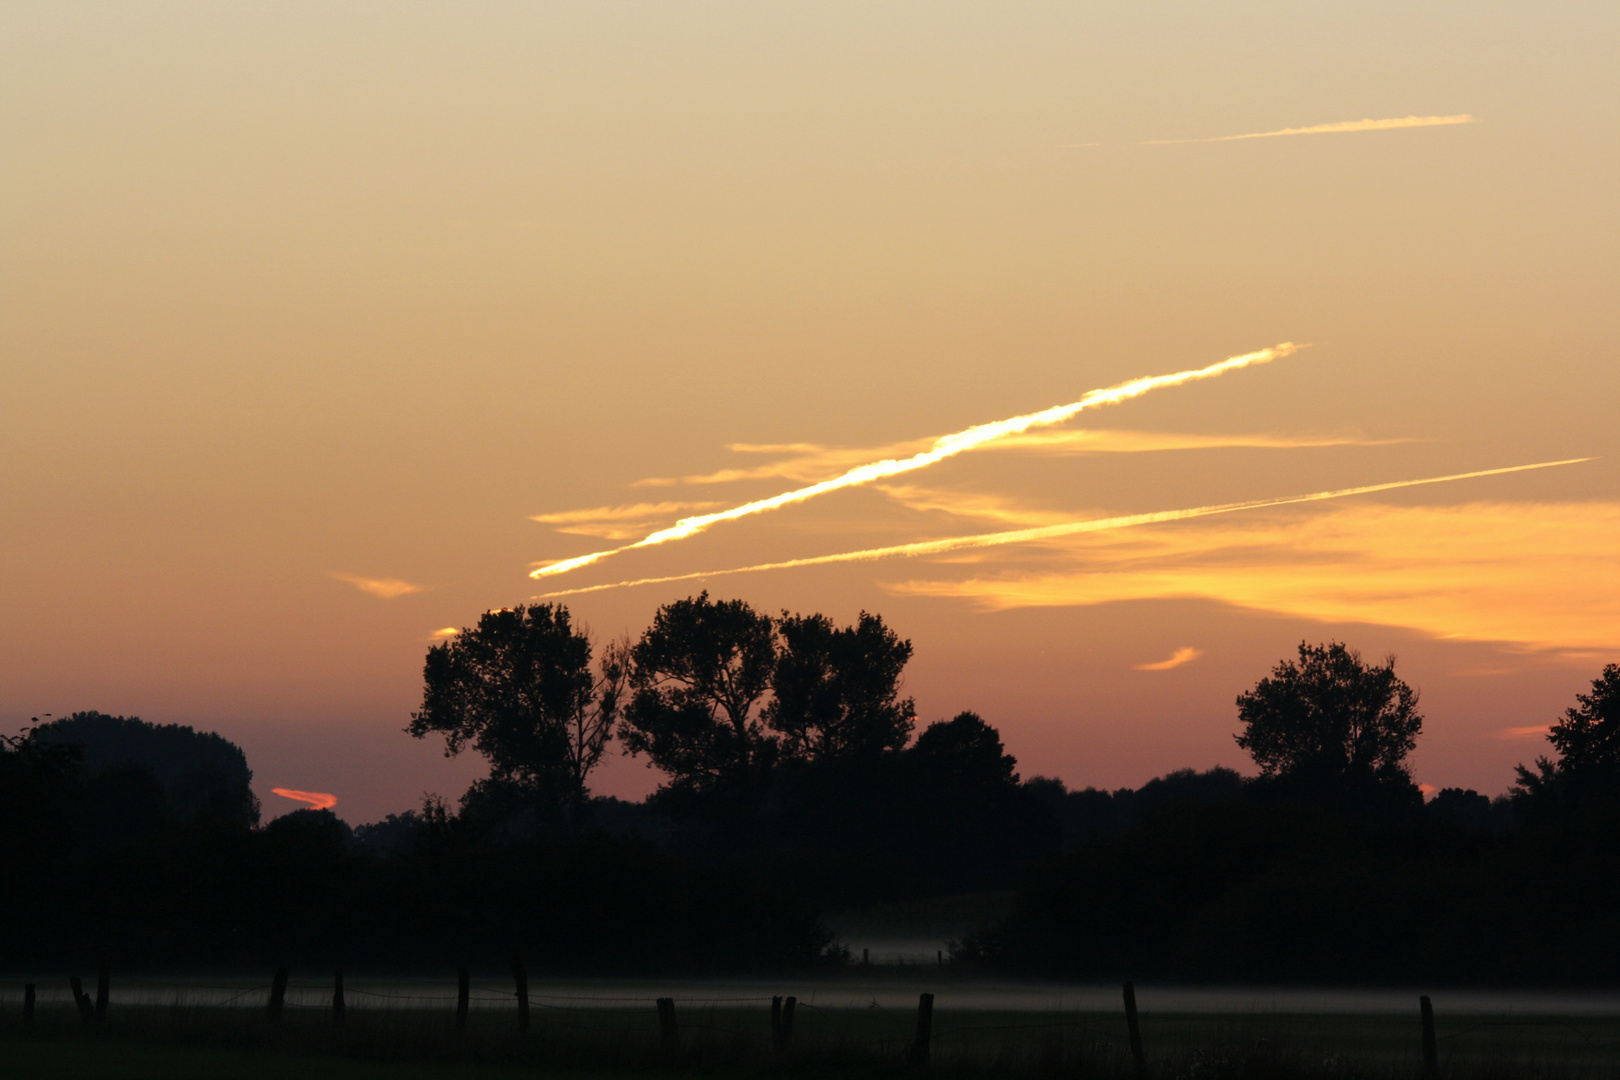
[771,995,783,1052]
[268,967,288,1022]
[456,968,470,1030]
[332,968,345,1025]
[69,977,93,1023]
[657,997,680,1053]
[511,956,529,1034]
[937,950,943,967]
[909,992,934,1067]
[1123,981,1145,1079]
[781,996,796,1051]
[862,948,870,967]
[23,984,36,1024]
[95,961,109,1022]
[1420,995,1438,1079]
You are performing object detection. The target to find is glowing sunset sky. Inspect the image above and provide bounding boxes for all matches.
[3,3,1615,822]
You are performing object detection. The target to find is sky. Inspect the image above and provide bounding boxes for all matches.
[3,2,1616,824]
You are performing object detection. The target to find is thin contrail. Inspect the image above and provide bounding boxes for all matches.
[533,458,1592,598]
[1144,114,1475,145]
[530,343,1301,578]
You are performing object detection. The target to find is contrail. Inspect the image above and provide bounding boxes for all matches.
[1144,114,1475,145]
[533,458,1592,598]
[530,343,1301,578]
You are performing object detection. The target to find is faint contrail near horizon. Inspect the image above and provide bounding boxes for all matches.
[533,458,1593,598]
[1143,114,1475,145]
[530,343,1301,579]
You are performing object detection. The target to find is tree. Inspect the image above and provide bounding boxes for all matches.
[34,711,260,828]
[766,611,915,761]
[911,711,1020,787]
[408,604,627,818]
[1234,641,1422,791]
[1515,663,1620,802]
[620,593,777,794]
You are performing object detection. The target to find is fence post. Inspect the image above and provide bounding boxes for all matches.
[69,977,93,1023]
[332,968,345,1025]
[781,996,796,1051]
[1123,981,1145,1079]
[511,956,529,1034]
[23,984,36,1024]
[937,950,943,967]
[95,961,109,1022]
[1420,995,1438,1079]
[657,997,680,1053]
[863,948,870,968]
[771,995,783,1052]
[268,967,288,1022]
[456,968,470,1030]
[909,992,934,1067]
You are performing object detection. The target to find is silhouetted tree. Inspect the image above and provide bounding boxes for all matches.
[912,711,1019,787]
[35,711,260,827]
[767,611,915,761]
[621,593,778,794]
[409,604,627,819]
[1515,663,1620,804]
[1235,641,1422,794]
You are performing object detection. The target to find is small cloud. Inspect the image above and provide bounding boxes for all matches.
[1419,784,1438,799]
[530,501,727,540]
[1144,113,1476,145]
[1496,725,1550,741]
[271,788,338,811]
[430,627,461,639]
[1135,647,1205,671]
[331,572,424,599]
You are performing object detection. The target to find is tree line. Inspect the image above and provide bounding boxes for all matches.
[3,592,1619,983]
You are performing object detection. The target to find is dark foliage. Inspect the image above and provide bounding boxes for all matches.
[34,711,260,828]
[621,593,779,796]
[408,604,627,817]
[766,610,915,761]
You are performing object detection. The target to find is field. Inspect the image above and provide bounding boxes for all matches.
[6,978,1620,1079]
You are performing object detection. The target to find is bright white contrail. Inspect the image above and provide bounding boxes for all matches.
[530,343,1301,578]
[533,458,1592,598]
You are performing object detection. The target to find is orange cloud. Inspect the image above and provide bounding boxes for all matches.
[430,627,460,639]
[1496,726,1551,741]
[887,499,1620,653]
[530,501,726,539]
[271,788,338,810]
[330,573,423,599]
[1135,647,1204,671]
[1145,114,1476,145]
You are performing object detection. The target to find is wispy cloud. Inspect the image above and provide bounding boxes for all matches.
[531,501,726,539]
[430,627,461,639]
[989,429,1408,455]
[1135,647,1204,671]
[533,460,1592,612]
[1144,114,1476,145]
[530,344,1301,579]
[330,573,424,599]
[1496,726,1551,741]
[271,788,338,810]
[890,496,1618,653]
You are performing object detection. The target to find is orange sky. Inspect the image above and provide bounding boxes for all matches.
[3,3,1616,822]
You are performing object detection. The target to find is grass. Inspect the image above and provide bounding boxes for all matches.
[6,999,1620,1079]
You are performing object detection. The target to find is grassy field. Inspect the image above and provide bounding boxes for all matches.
[7,996,1620,1080]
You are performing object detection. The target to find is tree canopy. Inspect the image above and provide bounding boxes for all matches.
[766,610,915,761]
[621,593,779,794]
[408,604,626,814]
[1234,641,1422,793]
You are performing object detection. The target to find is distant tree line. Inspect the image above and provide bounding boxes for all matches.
[4,595,1619,984]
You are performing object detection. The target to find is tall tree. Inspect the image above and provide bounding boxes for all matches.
[767,611,915,761]
[620,593,777,793]
[1515,663,1620,802]
[1234,641,1422,791]
[408,604,626,817]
